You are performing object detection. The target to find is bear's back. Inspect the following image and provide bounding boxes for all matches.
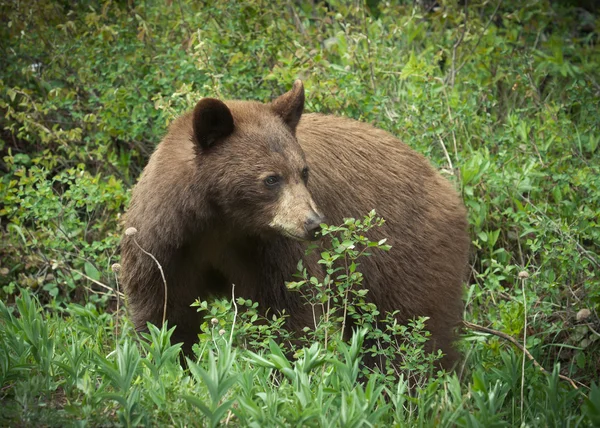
[297,113,465,228]
[296,113,469,359]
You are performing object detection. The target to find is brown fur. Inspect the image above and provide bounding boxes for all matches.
[120,81,470,369]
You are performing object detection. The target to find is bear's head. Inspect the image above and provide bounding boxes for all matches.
[191,80,325,241]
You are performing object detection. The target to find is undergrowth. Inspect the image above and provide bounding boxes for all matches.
[1,0,599,425]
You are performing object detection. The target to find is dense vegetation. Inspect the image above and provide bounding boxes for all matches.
[1,0,599,425]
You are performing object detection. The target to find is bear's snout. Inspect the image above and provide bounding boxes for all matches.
[304,211,325,241]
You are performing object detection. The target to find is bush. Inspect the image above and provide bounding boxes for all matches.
[1,0,599,425]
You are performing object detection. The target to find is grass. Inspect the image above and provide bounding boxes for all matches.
[1,0,599,425]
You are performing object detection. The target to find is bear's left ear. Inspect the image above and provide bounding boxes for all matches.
[271,80,305,133]
[193,98,235,150]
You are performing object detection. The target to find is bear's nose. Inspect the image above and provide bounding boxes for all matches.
[304,212,325,240]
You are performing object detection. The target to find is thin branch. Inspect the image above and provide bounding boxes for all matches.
[463,320,586,390]
[362,6,377,93]
[520,278,527,419]
[521,196,600,270]
[225,409,234,425]
[437,134,454,173]
[584,72,600,93]
[585,322,600,339]
[286,0,306,35]
[69,268,125,299]
[112,264,122,337]
[440,83,459,172]
[229,283,238,344]
[130,235,168,326]
[454,0,503,78]
[448,0,469,87]
[177,0,190,31]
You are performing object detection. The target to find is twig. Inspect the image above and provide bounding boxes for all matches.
[434,79,460,178]
[584,72,600,93]
[311,302,319,331]
[177,0,192,38]
[585,322,600,339]
[520,276,527,419]
[362,6,377,93]
[286,0,305,35]
[79,284,118,299]
[463,320,585,390]
[134,238,167,325]
[112,263,122,337]
[69,268,125,299]
[454,0,503,78]
[521,196,600,270]
[448,0,469,87]
[458,343,475,382]
[230,283,238,344]
[437,134,454,173]
[225,409,233,425]
[126,228,168,326]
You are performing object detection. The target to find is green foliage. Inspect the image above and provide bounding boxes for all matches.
[288,211,443,384]
[184,347,239,428]
[1,0,599,425]
[0,283,595,426]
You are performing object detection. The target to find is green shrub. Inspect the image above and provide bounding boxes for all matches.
[1,0,598,425]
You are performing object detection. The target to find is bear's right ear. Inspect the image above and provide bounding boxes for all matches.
[271,80,305,133]
[192,98,235,150]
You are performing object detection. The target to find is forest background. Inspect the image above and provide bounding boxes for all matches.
[1,0,599,425]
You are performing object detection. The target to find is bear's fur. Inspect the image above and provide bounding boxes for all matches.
[120,81,470,369]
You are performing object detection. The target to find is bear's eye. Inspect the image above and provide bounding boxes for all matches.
[301,167,309,183]
[264,175,281,187]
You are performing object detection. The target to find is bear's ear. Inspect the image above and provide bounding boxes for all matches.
[271,80,305,133]
[192,98,235,150]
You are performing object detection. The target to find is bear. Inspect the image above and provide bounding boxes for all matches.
[120,80,470,370]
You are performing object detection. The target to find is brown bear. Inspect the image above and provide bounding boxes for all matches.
[120,80,470,369]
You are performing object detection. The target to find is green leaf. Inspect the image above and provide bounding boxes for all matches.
[183,394,213,418]
[84,262,101,282]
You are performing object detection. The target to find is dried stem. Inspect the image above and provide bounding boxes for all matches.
[131,238,168,326]
[362,6,377,93]
[114,267,121,337]
[230,283,238,344]
[521,196,600,270]
[448,0,469,87]
[286,0,305,35]
[437,134,454,173]
[69,268,125,299]
[454,0,503,78]
[520,277,527,419]
[463,320,585,390]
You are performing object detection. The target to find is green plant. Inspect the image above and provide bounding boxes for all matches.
[1,0,599,425]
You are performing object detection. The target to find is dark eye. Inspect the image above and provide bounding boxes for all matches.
[264,175,280,187]
[301,167,309,183]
